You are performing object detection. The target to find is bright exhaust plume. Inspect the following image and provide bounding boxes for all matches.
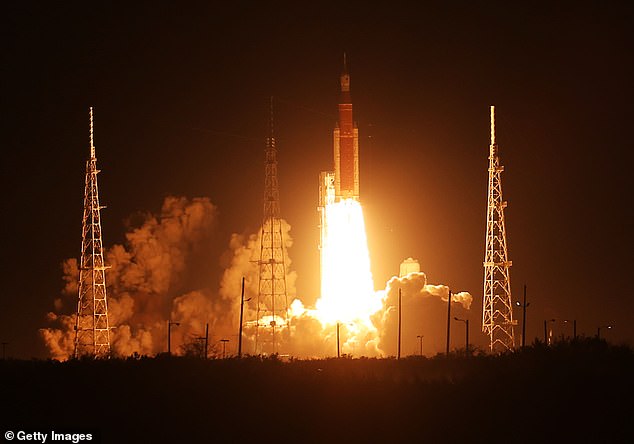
[317,199,380,326]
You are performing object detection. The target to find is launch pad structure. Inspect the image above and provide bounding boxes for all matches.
[73,107,112,358]
[482,106,516,352]
[255,97,289,355]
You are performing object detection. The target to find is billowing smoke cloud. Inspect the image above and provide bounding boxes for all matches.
[217,219,298,356]
[40,196,221,359]
[217,246,474,358]
[40,195,473,360]
[376,271,473,356]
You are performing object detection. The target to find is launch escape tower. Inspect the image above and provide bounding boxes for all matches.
[73,107,111,358]
[482,106,516,352]
[256,97,289,354]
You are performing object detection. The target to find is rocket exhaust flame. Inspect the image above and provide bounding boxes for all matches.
[317,199,380,326]
[312,198,382,355]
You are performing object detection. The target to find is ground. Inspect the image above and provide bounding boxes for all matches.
[2,339,632,443]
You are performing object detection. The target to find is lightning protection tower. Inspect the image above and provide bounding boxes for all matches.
[256,97,289,355]
[482,106,516,352]
[73,107,111,358]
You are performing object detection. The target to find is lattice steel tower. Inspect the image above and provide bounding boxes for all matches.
[73,107,111,358]
[256,97,289,355]
[482,106,516,352]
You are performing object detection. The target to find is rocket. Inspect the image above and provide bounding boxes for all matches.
[333,54,360,201]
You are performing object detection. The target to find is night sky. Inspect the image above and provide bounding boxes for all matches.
[3,2,632,358]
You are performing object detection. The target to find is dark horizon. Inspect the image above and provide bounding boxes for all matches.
[2,3,633,358]
[2,341,633,443]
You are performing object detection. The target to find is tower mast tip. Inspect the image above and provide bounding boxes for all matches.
[268,96,275,147]
[490,105,496,146]
[89,107,95,158]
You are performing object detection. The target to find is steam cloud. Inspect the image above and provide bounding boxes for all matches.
[216,219,298,355]
[41,196,472,359]
[41,196,225,359]
[375,272,473,356]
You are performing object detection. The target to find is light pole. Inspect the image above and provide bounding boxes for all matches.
[515,284,530,348]
[544,319,556,345]
[597,325,612,340]
[416,335,424,356]
[446,290,452,356]
[454,317,469,355]
[336,322,340,358]
[220,339,229,358]
[167,320,180,355]
[238,277,252,358]
[204,323,209,359]
[397,288,402,360]
[564,319,577,340]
